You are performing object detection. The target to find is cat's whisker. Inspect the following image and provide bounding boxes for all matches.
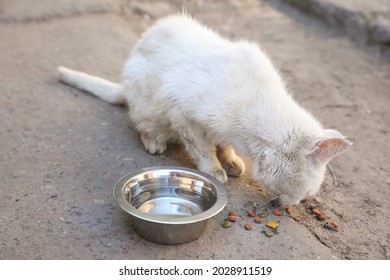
[327,164,338,187]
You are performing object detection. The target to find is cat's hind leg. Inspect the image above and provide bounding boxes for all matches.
[217,145,245,177]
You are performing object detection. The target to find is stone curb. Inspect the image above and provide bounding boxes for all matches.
[0,0,122,23]
[280,0,390,45]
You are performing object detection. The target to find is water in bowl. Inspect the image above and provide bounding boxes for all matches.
[132,187,216,218]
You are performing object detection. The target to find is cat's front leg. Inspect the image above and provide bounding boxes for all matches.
[217,145,245,177]
[197,153,228,184]
[176,124,228,183]
[140,133,167,155]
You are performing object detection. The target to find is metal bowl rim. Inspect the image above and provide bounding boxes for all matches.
[113,166,227,225]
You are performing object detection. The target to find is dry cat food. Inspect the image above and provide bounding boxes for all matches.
[229,210,238,216]
[330,221,339,229]
[254,217,264,224]
[221,207,286,238]
[324,221,339,231]
[285,207,293,214]
[222,221,232,228]
[264,230,275,238]
[293,216,302,222]
[222,210,238,228]
[266,221,279,229]
[305,201,340,230]
[258,211,269,218]
[247,210,256,217]
[310,207,328,221]
[273,209,283,216]
[316,213,327,221]
[312,208,321,216]
[244,222,253,230]
[228,215,237,222]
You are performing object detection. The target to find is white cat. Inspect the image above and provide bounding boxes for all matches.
[58,14,351,205]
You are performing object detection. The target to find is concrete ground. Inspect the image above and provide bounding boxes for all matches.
[282,0,390,46]
[1,0,389,260]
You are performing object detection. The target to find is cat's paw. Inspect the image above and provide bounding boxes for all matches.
[221,157,245,177]
[141,134,167,155]
[207,168,228,184]
[217,146,245,177]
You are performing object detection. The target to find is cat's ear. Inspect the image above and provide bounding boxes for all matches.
[306,130,352,164]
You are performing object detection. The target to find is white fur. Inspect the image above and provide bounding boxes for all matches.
[58,14,351,205]
[58,66,125,105]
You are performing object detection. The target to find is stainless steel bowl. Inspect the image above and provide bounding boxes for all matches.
[113,166,227,245]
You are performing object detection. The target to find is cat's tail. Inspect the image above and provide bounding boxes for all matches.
[57,66,126,105]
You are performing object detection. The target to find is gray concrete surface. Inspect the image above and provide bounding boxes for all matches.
[281,0,390,45]
[1,0,389,260]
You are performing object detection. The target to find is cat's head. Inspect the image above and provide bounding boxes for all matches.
[253,129,352,206]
